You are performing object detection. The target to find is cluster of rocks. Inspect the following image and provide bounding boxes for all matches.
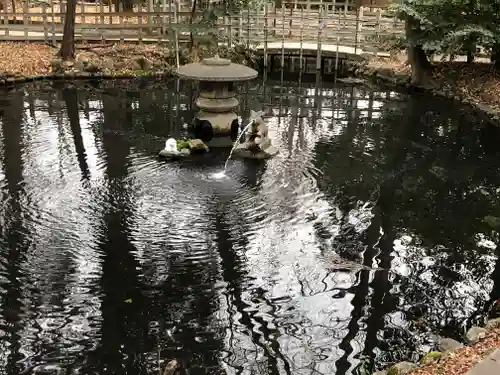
[50,52,168,77]
[344,59,410,87]
[372,318,500,375]
[158,138,209,160]
[47,44,259,80]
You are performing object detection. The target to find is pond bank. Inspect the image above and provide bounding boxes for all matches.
[349,56,500,123]
[372,319,500,375]
[0,41,258,84]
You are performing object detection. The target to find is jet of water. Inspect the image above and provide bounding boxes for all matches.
[223,121,254,171]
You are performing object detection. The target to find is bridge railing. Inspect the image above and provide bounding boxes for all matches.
[0,0,404,56]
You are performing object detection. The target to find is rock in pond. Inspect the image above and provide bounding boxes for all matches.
[158,148,191,159]
[466,326,487,344]
[387,361,417,375]
[438,337,464,353]
[231,143,279,160]
[337,77,366,85]
[187,139,209,153]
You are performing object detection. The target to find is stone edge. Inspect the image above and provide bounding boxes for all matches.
[371,318,500,375]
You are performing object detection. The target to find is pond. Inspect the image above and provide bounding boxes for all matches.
[0,77,499,375]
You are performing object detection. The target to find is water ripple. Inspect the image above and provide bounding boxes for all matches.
[0,80,497,375]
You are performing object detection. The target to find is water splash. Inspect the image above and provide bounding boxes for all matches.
[210,171,227,180]
[223,121,254,171]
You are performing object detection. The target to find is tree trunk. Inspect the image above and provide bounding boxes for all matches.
[491,44,500,69]
[63,88,90,182]
[11,0,16,21]
[405,17,431,87]
[466,36,476,63]
[58,0,76,60]
[467,50,474,63]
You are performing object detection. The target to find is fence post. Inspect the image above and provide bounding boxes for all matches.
[23,1,28,39]
[238,9,243,44]
[174,1,179,68]
[355,6,363,55]
[119,2,124,43]
[147,0,154,34]
[299,5,304,71]
[246,6,250,49]
[168,0,173,52]
[375,8,381,57]
[81,1,86,44]
[281,4,285,71]
[335,3,341,74]
[3,0,8,38]
[316,5,324,70]
[138,0,143,43]
[42,3,48,41]
[61,0,66,26]
[50,0,55,44]
[161,0,167,38]
[99,0,105,42]
[263,2,268,69]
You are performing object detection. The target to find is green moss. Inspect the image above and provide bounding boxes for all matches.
[420,351,441,366]
[176,139,190,150]
[386,366,400,375]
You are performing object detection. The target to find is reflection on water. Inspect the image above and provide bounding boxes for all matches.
[0,78,499,375]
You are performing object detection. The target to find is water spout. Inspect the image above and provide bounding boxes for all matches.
[223,121,254,171]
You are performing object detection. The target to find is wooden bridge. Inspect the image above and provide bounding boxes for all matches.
[0,0,404,66]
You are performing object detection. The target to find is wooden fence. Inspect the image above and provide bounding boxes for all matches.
[0,0,404,56]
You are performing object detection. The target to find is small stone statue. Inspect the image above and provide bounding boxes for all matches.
[232,110,278,160]
[164,138,178,153]
[247,110,269,150]
[158,138,189,159]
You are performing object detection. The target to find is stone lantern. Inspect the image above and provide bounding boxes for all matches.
[175,55,258,143]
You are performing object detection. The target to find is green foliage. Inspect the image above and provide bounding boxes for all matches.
[176,139,190,150]
[393,0,500,59]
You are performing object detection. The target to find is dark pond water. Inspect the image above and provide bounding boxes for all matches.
[0,77,500,375]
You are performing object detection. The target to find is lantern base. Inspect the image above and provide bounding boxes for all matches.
[193,111,240,141]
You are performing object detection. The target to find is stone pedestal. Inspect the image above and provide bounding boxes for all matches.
[231,140,279,160]
[195,80,240,135]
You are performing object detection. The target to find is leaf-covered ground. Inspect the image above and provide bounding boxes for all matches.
[410,328,500,375]
[0,42,54,77]
[0,42,172,78]
[0,41,258,79]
